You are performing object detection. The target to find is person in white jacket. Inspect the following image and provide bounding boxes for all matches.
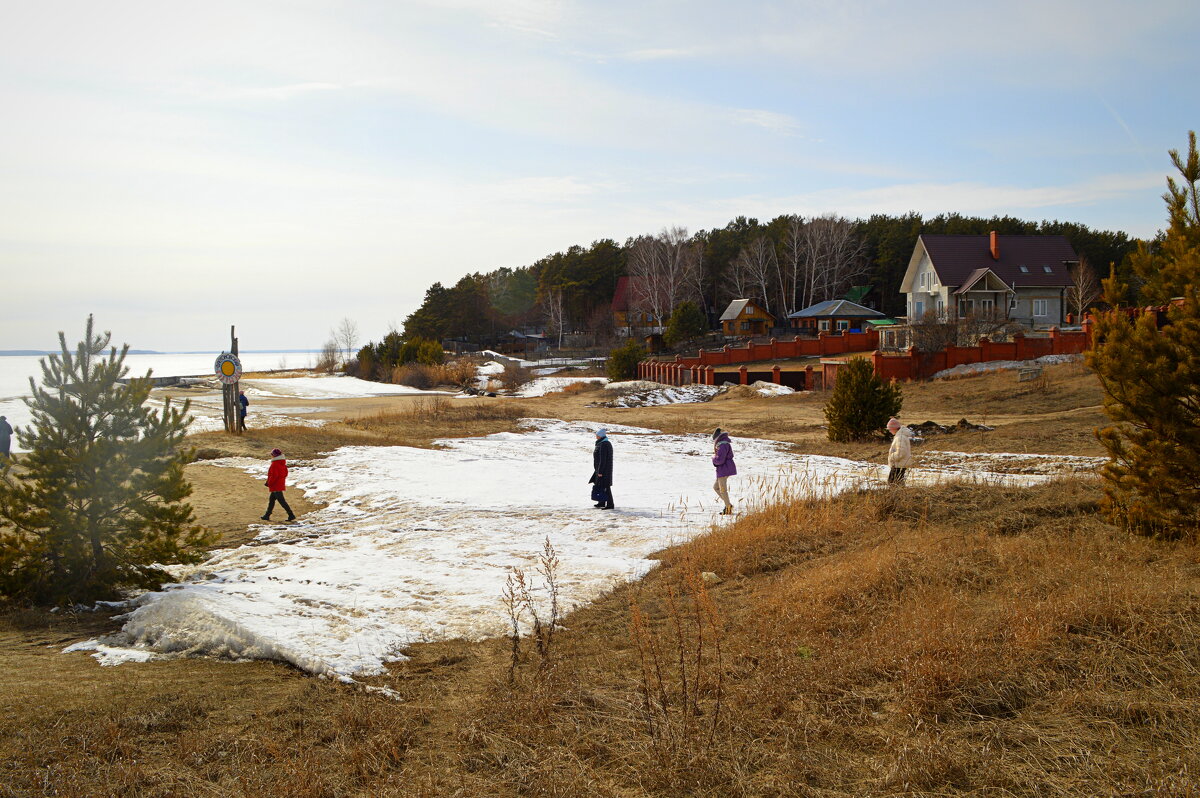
[886,417,914,485]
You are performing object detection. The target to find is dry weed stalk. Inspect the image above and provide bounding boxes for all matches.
[628,564,726,752]
[501,538,563,681]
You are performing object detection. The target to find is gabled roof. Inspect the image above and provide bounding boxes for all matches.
[955,268,1014,295]
[788,299,887,319]
[920,234,1078,288]
[720,299,765,321]
[611,276,633,311]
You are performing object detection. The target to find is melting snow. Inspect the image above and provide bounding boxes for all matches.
[66,419,1100,678]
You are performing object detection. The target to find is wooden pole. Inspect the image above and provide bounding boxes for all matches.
[232,327,241,435]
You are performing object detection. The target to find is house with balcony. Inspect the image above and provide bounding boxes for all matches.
[900,232,1079,328]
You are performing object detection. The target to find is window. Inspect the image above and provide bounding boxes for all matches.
[836,320,849,331]
[936,298,944,315]
[1019,265,1029,273]
[915,300,924,317]
[980,298,994,314]
[741,321,752,331]
[1033,299,1048,317]
[818,320,830,331]
[919,272,927,289]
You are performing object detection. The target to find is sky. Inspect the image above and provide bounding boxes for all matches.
[1,0,1197,351]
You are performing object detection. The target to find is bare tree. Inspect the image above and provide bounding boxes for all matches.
[732,236,779,316]
[542,288,567,349]
[910,309,1023,352]
[802,215,869,305]
[1066,258,1101,321]
[628,226,699,330]
[780,215,806,316]
[335,317,360,365]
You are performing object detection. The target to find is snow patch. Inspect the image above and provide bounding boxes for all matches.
[65,420,1100,677]
[245,376,452,399]
[514,376,609,397]
[932,354,1081,380]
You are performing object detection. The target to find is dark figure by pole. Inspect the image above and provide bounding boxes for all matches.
[238,391,249,432]
[589,428,614,510]
[0,415,12,459]
[262,448,296,522]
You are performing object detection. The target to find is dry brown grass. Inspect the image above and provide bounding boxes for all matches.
[3,480,1199,795]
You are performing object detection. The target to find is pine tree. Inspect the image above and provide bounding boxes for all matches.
[823,357,903,442]
[0,316,215,604]
[663,301,708,347]
[606,339,645,382]
[1087,132,1200,538]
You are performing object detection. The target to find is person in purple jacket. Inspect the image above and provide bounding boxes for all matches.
[711,428,737,515]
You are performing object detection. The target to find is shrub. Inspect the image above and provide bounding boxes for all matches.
[500,363,532,392]
[398,337,444,366]
[392,363,436,390]
[0,316,215,605]
[606,339,645,382]
[823,356,903,442]
[437,359,479,390]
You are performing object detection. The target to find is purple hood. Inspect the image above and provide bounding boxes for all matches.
[712,432,737,477]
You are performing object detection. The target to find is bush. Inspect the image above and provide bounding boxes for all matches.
[500,363,532,392]
[399,337,444,366]
[0,317,215,605]
[393,363,436,390]
[822,356,903,442]
[606,339,645,382]
[437,359,479,390]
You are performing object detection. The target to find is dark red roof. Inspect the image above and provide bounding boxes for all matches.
[612,276,632,311]
[921,234,1079,288]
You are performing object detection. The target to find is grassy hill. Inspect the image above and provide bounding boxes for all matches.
[1,362,1196,796]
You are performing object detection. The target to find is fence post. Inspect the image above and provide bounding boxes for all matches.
[705,365,715,386]
[772,365,782,384]
[738,365,748,385]
[978,336,992,362]
[1048,326,1059,354]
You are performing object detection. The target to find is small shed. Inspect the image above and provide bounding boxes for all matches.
[788,299,887,333]
[720,299,775,337]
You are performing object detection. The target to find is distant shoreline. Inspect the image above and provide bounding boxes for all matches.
[0,349,320,357]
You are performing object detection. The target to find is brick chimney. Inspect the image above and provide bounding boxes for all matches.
[990,230,999,260]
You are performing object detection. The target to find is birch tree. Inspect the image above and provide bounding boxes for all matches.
[1066,258,1102,320]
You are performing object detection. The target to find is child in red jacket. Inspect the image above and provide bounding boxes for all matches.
[262,448,296,522]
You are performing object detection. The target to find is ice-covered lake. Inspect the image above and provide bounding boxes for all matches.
[0,351,320,447]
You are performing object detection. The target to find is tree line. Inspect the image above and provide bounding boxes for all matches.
[389,212,1141,349]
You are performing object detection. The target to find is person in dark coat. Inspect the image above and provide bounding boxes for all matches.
[238,391,249,432]
[589,428,614,509]
[0,415,12,459]
[261,448,296,522]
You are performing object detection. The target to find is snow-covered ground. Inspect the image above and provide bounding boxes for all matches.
[592,380,794,407]
[66,419,1099,679]
[932,353,1081,380]
[594,382,720,407]
[244,376,451,399]
[514,376,609,397]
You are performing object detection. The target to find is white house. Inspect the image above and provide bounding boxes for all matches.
[900,232,1079,328]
